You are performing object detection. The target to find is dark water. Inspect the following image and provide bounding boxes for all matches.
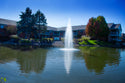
[0,46,125,83]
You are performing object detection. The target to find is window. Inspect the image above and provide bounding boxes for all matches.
[0,25,4,28]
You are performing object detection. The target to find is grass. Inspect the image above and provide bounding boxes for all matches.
[78,36,112,46]
[79,40,112,46]
[79,40,96,45]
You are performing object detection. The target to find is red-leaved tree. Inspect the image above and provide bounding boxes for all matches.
[85,16,109,41]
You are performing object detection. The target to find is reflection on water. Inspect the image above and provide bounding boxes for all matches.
[0,47,17,63]
[64,50,73,74]
[0,47,47,73]
[0,46,121,75]
[79,46,120,74]
[16,49,47,73]
[0,46,125,83]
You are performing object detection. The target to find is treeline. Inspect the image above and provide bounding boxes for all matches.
[17,7,47,40]
[85,16,109,41]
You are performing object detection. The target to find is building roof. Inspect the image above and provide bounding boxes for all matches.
[0,18,17,26]
[47,23,120,31]
[107,23,114,28]
[107,23,121,29]
[114,24,121,29]
[57,25,86,31]
[47,26,57,31]
[0,18,121,31]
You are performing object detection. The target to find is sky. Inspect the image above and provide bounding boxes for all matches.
[0,0,125,32]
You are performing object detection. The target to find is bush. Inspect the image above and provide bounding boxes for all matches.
[81,36,90,41]
[20,39,31,43]
[10,35,19,39]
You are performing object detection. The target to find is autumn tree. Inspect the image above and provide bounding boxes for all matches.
[85,17,96,39]
[85,16,109,41]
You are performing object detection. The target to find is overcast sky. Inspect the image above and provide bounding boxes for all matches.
[0,0,125,32]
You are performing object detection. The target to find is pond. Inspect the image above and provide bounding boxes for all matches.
[0,46,125,83]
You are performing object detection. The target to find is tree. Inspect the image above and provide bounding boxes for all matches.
[35,10,47,40]
[96,16,109,41]
[17,8,48,40]
[17,7,36,39]
[85,16,109,41]
[85,17,96,39]
[94,20,100,39]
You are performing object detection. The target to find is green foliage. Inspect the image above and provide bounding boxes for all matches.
[35,10,47,39]
[17,7,47,40]
[81,36,90,41]
[17,7,35,39]
[79,39,112,46]
[96,16,109,41]
[19,39,31,44]
[79,40,97,45]
[3,78,6,82]
[77,36,90,43]
[0,77,7,83]
[35,10,47,29]
[85,16,109,41]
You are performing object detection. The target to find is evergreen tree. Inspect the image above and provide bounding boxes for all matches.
[17,7,36,39]
[35,10,47,40]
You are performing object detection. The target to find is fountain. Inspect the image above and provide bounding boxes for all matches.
[61,19,77,50]
[65,19,73,49]
[60,19,78,74]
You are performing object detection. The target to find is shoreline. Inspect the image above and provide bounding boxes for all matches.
[79,44,122,48]
[0,41,124,49]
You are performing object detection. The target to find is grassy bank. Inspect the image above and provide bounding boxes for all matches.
[79,40,112,46]
[77,36,113,47]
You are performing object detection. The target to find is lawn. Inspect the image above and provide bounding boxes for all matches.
[79,40,112,46]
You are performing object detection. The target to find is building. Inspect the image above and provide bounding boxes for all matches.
[122,33,125,41]
[44,25,85,40]
[0,18,16,28]
[0,18,122,42]
[0,18,17,36]
[45,23,122,42]
[108,23,122,42]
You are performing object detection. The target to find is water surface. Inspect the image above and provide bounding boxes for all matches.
[0,46,125,83]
